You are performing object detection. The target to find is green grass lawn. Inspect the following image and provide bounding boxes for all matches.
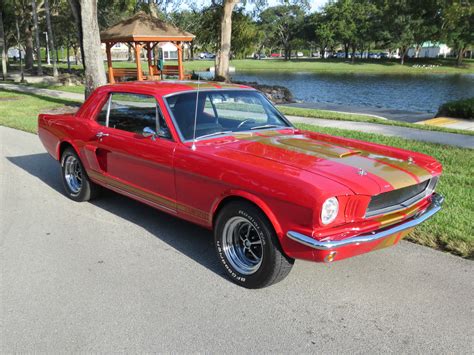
[1,89,472,259]
[176,58,474,75]
[0,90,79,133]
[45,58,474,75]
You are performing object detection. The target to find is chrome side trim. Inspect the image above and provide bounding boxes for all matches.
[287,193,444,251]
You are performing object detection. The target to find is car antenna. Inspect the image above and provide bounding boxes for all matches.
[191,75,201,151]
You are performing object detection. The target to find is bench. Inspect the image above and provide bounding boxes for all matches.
[109,68,144,82]
[150,65,191,80]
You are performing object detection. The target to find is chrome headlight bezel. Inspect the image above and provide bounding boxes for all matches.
[321,197,339,225]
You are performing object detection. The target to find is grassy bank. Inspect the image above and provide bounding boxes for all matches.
[437,97,474,120]
[177,58,474,75]
[1,89,472,259]
[19,58,473,75]
[0,90,78,133]
[279,106,474,136]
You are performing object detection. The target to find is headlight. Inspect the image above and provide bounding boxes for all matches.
[321,197,339,225]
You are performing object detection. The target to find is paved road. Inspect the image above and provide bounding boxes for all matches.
[2,82,473,149]
[1,126,473,353]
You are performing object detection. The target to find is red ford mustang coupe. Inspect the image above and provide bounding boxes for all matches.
[38,81,443,288]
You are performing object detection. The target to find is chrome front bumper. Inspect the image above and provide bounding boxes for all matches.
[287,193,444,251]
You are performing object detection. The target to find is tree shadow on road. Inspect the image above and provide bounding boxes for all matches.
[7,153,227,280]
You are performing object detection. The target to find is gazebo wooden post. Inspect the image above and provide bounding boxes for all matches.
[146,43,154,79]
[177,41,184,80]
[105,42,115,84]
[135,42,143,81]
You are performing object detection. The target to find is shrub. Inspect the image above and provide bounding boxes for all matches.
[437,97,474,120]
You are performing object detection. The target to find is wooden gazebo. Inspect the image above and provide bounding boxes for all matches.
[100,12,195,83]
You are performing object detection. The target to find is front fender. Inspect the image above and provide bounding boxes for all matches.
[211,189,284,238]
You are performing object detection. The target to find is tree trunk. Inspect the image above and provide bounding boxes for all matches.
[457,47,464,66]
[15,18,25,82]
[344,43,349,59]
[0,8,7,80]
[351,45,356,64]
[400,47,407,65]
[69,0,106,98]
[216,0,239,81]
[24,27,34,70]
[31,0,43,75]
[44,0,58,78]
[67,40,71,72]
[68,0,86,67]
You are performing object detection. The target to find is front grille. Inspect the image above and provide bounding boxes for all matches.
[366,178,435,217]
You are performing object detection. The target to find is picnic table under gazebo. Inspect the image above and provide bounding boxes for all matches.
[100,12,195,83]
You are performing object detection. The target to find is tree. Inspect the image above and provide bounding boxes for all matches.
[68,0,106,98]
[216,0,240,81]
[31,0,43,75]
[442,0,473,66]
[310,11,336,58]
[260,4,305,60]
[14,0,35,70]
[44,0,58,77]
[0,1,7,80]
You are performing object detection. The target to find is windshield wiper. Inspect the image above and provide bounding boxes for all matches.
[250,124,285,130]
[194,131,233,141]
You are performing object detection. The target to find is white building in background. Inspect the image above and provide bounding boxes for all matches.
[159,42,178,60]
[100,42,189,61]
[7,48,25,59]
[408,42,452,58]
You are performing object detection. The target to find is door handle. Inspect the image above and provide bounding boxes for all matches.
[96,131,109,139]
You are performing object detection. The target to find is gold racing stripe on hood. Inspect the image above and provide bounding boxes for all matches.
[363,154,432,183]
[239,134,419,190]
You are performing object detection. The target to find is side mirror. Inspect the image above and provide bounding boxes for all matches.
[143,126,157,140]
[157,127,171,139]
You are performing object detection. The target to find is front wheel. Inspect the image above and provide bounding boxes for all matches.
[214,201,294,288]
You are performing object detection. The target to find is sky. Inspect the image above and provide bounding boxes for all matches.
[189,0,330,13]
[246,0,329,12]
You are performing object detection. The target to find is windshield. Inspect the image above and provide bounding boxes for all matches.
[165,90,292,141]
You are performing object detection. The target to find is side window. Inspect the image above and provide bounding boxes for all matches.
[96,93,164,135]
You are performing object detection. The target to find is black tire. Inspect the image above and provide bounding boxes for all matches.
[214,201,294,288]
[60,147,100,202]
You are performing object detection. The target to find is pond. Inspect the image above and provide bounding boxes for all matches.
[228,71,474,115]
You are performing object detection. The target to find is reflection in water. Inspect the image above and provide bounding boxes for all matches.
[227,71,474,114]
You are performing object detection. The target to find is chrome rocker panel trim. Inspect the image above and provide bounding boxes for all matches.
[287,193,444,251]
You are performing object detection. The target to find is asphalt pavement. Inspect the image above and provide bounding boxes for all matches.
[1,126,473,353]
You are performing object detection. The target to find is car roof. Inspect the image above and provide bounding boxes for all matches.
[102,80,254,97]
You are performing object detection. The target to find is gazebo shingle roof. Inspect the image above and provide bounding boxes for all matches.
[100,11,195,42]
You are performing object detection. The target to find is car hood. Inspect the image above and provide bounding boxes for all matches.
[212,129,441,196]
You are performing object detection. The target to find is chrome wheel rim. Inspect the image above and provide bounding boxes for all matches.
[64,155,82,194]
[222,216,263,275]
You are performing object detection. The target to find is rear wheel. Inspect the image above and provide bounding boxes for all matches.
[214,201,294,288]
[61,147,100,202]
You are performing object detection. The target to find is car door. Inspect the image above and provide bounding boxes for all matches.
[85,92,177,213]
